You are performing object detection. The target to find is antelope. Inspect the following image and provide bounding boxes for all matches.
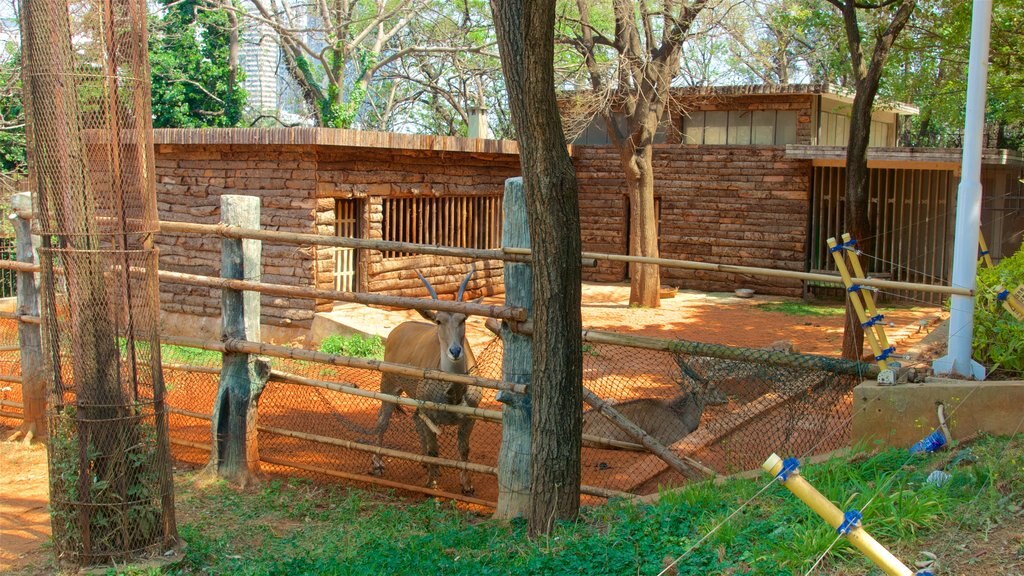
[371,266,482,495]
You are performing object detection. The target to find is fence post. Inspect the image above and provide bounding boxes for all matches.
[7,192,45,442]
[495,177,533,519]
[205,195,270,486]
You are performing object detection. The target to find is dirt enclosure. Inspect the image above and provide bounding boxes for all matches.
[0,285,941,511]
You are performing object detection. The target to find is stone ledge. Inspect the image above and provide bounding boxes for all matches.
[853,378,1024,449]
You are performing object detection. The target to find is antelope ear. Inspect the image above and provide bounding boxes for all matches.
[417,308,437,322]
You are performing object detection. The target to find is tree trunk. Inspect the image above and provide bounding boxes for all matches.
[491,0,583,535]
[841,87,876,360]
[8,200,46,443]
[204,195,270,487]
[621,145,660,308]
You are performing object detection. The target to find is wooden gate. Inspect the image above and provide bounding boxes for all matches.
[334,199,361,292]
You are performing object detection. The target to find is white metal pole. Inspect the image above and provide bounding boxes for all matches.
[933,0,992,380]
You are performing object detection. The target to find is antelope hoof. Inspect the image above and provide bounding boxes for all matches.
[461,485,476,497]
[425,478,439,490]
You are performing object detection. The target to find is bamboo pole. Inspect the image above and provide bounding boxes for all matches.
[169,408,633,502]
[159,220,525,263]
[0,399,24,408]
[0,243,959,296]
[487,319,879,378]
[0,311,41,324]
[270,369,504,422]
[763,454,913,576]
[842,233,893,353]
[500,247,973,296]
[0,410,23,419]
[161,361,645,452]
[160,335,527,394]
[581,388,717,480]
[978,230,994,268]
[827,237,890,371]
[157,269,527,322]
[0,374,23,384]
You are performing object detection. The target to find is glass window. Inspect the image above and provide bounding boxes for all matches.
[776,110,797,145]
[752,111,776,145]
[682,111,704,144]
[704,111,728,144]
[728,110,752,145]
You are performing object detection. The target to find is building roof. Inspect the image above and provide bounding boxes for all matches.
[785,145,1024,168]
[665,83,919,116]
[154,128,519,155]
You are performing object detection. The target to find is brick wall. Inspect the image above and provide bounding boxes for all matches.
[314,146,520,306]
[574,145,812,296]
[155,144,320,330]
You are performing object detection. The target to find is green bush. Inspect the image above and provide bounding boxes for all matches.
[973,246,1024,375]
[319,333,385,359]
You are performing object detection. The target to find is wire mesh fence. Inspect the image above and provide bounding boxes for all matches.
[20,0,175,566]
[155,329,861,502]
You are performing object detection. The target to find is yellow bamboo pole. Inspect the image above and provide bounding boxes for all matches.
[827,237,890,371]
[997,285,1024,321]
[763,454,913,576]
[978,230,994,268]
[841,234,893,353]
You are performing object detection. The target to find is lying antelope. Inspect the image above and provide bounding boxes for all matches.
[371,266,482,495]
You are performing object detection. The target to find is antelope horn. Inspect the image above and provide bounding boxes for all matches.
[457,264,476,302]
[415,270,439,300]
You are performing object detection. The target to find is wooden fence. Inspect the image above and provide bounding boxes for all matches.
[0,183,968,510]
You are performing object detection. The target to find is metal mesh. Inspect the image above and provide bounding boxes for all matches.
[21,0,158,240]
[159,333,861,501]
[20,0,175,566]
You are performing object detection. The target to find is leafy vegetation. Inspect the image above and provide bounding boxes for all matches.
[49,409,164,564]
[755,301,845,316]
[148,0,247,128]
[26,435,1013,576]
[319,334,386,359]
[973,246,1024,376]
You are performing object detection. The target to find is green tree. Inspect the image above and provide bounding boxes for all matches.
[0,43,25,177]
[886,0,1024,149]
[149,0,246,128]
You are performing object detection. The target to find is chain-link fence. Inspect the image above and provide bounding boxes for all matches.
[154,330,862,503]
[20,0,175,565]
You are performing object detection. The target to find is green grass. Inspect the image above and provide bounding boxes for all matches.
[755,301,846,316]
[158,343,223,366]
[65,435,1023,576]
[319,334,385,359]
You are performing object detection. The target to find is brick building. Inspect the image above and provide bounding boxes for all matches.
[150,86,1023,340]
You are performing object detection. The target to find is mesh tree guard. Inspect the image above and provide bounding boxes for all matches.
[20,0,176,566]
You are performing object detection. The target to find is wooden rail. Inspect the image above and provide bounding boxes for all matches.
[0,261,527,322]
[501,247,973,296]
[168,407,633,502]
[160,334,527,395]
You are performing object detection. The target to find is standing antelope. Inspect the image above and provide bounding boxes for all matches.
[371,266,482,495]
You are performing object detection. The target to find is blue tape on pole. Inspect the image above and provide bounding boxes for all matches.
[836,509,862,536]
[776,457,800,482]
[830,238,858,253]
[997,289,1010,302]
[875,346,896,362]
[861,314,885,328]
[916,572,934,576]
[847,284,862,293]
[979,250,989,256]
